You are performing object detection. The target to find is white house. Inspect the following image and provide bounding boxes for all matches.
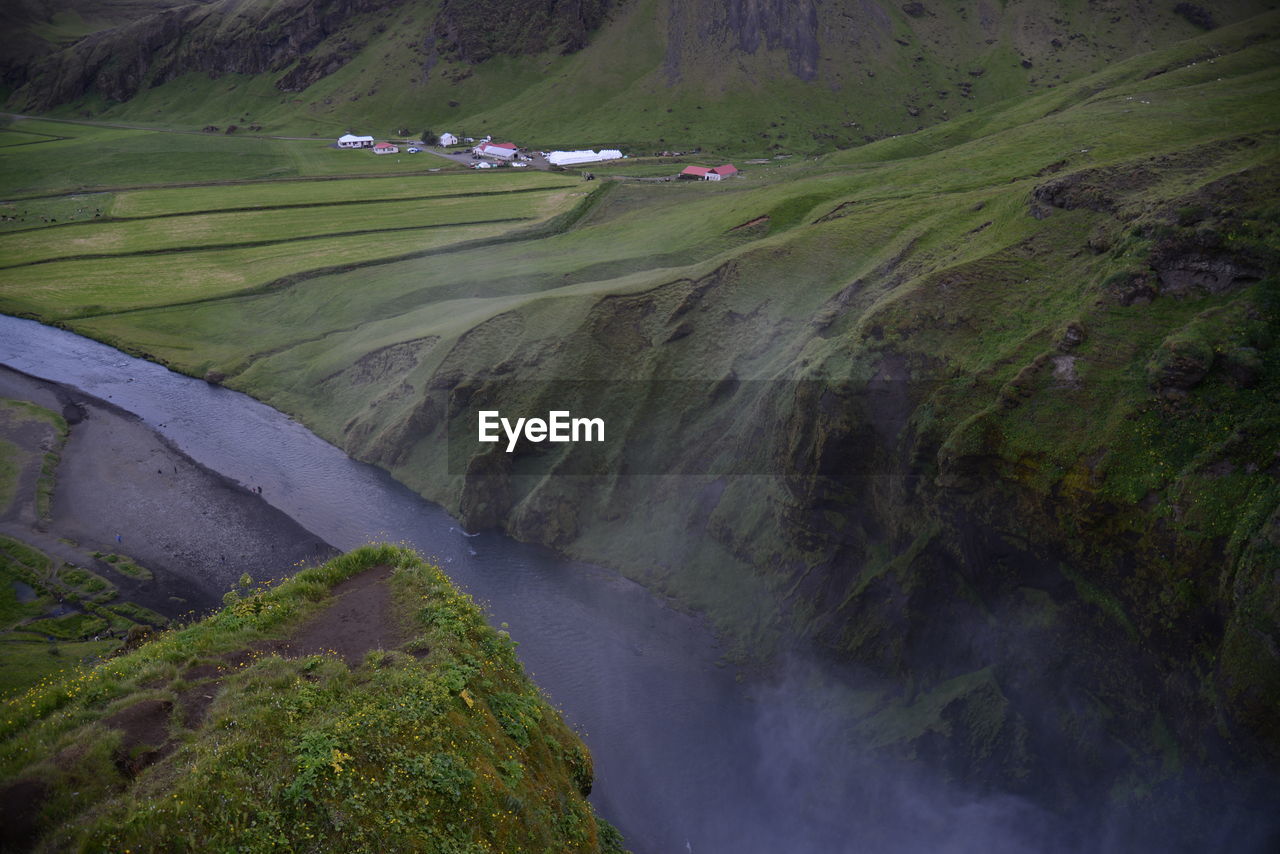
[372,142,399,155]
[546,149,623,166]
[474,141,518,159]
[438,132,459,146]
[338,134,374,149]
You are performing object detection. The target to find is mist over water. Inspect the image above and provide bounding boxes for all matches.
[0,314,1274,853]
[723,654,1280,854]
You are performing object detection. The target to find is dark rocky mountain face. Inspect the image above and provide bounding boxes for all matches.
[10,0,412,111]
[433,0,611,63]
[7,0,615,112]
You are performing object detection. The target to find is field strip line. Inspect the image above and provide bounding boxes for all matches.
[5,186,567,233]
[0,218,536,270]
[4,172,562,203]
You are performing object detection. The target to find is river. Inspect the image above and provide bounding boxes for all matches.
[5,313,1242,854]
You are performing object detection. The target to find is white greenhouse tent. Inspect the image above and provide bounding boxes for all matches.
[547,149,623,166]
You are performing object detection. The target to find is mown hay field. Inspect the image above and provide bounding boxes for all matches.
[0,187,577,266]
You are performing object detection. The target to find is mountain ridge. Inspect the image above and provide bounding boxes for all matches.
[6,0,1272,153]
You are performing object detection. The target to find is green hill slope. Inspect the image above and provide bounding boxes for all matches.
[0,544,625,853]
[4,0,1272,154]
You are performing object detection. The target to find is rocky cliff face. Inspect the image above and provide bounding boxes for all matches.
[665,0,822,82]
[6,0,616,113]
[10,0,408,111]
[433,0,610,63]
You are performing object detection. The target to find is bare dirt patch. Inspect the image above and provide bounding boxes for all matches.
[259,564,399,665]
[103,698,174,775]
[0,777,49,849]
[176,685,217,729]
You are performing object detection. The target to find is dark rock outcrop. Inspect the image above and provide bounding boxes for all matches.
[433,0,610,63]
[10,0,407,112]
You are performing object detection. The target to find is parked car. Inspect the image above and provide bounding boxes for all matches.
[407,147,421,153]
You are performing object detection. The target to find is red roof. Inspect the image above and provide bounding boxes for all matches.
[373,142,396,150]
[485,142,518,150]
[680,166,710,176]
[711,164,738,175]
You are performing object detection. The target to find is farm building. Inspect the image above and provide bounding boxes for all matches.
[474,141,518,159]
[438,132,459,146]
[547,149,623,166]
[679,164,738,180]
[338,134,374,148]
[373,142,399,155]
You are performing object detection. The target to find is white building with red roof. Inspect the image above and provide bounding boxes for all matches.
[680,164,739,181]
[372,142,399,155]
[473,141,519,159]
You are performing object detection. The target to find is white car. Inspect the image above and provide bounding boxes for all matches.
[511,161,528,168]
[407,147,421,153]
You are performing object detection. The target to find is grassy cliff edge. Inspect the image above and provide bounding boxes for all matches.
[0,543,626,853]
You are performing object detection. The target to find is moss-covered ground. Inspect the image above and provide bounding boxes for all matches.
[0,544,626,852]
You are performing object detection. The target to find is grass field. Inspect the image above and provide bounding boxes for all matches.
[0,118,466,197]
[108,170,575,217]
[0,188,576,266]
[0,129,64,148]
[0,220,544,319]
[0,147,586,319]
[0,638,118,697]
[0,535,130,699]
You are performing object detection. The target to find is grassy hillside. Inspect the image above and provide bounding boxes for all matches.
[4,0,1272,156]
[1,6,1278,825]
[0,543,626,852]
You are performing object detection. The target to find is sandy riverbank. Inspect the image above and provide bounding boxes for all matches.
[0,366,336,616]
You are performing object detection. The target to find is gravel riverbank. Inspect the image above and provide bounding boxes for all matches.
[0,365,336,615]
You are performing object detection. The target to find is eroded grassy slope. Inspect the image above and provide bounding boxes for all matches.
[0,544,625,853]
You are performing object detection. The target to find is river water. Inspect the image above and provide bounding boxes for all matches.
[4,313,1230,854]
